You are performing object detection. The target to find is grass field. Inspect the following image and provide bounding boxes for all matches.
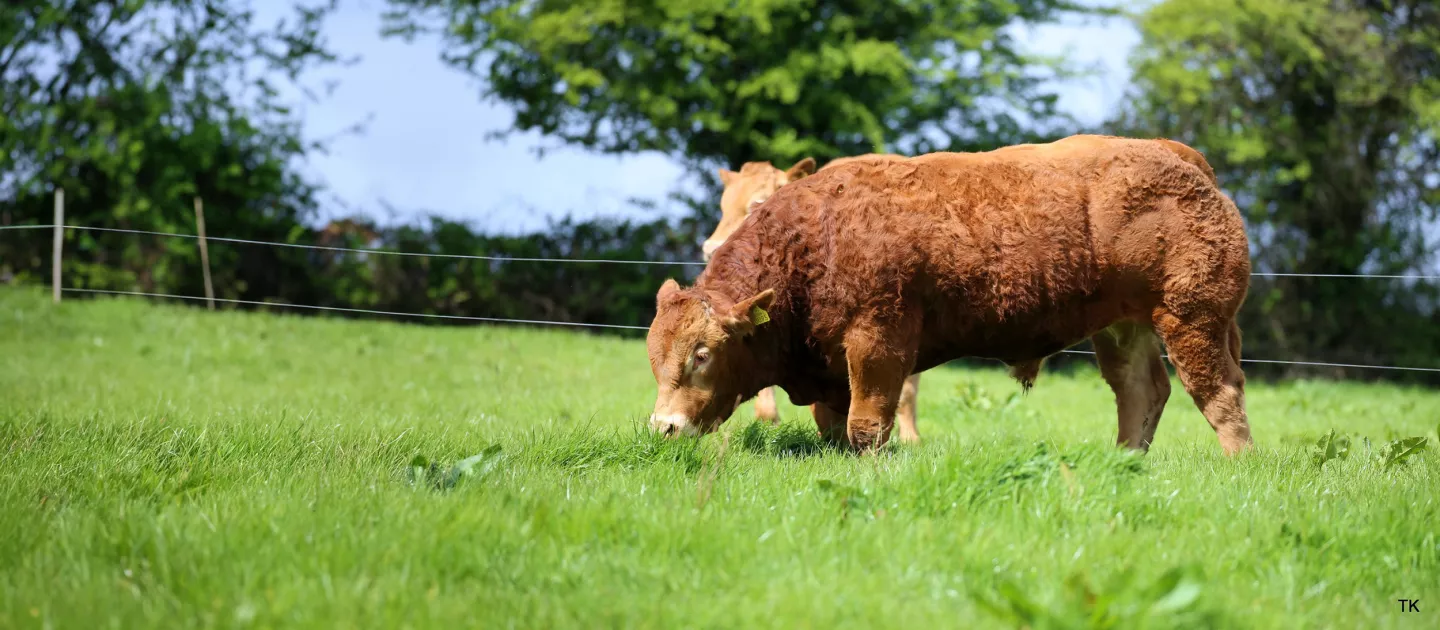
[2,286,1438,629]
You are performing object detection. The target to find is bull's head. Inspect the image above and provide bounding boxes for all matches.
[646,279,776,437]
[704,158,816,260]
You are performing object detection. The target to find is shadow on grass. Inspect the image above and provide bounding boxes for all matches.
[735,420,849,459]
[510,417,861,474]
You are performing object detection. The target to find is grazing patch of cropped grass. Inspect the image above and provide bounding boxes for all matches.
[2,286,1437,628]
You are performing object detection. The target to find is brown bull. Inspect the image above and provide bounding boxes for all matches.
[649,134,1253,454]
[699,137,1222,445]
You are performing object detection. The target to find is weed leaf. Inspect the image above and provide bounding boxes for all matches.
[441,444,504,489]
[1311,430,1350,470]
[408,446,504,490]
[408,454,435,487]
[1381,436,1427,470]
[1148,568,1202,614]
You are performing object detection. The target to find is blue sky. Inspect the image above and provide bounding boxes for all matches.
[261,1,1140,233]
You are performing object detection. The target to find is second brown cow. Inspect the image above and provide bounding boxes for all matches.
[648,134,1253,454]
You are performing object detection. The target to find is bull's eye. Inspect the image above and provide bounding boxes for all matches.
[693,347,710,367]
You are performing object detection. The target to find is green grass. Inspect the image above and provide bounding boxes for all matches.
[2,286,1438,629]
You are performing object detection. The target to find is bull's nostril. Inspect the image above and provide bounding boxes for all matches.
[664,424,677,436]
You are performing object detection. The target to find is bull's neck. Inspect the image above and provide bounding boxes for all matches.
[739,307,791,397]
[696,237,805,399]
[698,280,794,383]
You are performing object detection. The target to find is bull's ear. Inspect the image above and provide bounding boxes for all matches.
[657,279,681,306]
[717,168,738,186]
[785,157,816,181]
[725,289,776,336]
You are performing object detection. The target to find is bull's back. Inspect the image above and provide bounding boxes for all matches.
[806,150,1099,320]
[821,153,905,171]
[794,137,1240,359]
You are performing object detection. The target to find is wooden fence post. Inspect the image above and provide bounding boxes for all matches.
[194,197,215,310]
[52,188,63,304]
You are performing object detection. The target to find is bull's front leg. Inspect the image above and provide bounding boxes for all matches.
[843,318,919,452]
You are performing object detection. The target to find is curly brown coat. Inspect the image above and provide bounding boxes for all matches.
[652,134,1252,455]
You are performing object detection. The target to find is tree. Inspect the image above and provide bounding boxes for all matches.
[0,0,353,302]
[381,0,1102,177]
[1114,0,1440,377]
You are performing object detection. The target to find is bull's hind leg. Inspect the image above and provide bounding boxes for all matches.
[1153,309,1253,455]
[754,387,780,424]
[1092,322,1171,451]
[894,373,922,443]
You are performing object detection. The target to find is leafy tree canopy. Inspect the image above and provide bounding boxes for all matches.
[382,0,1105,173]
[1114,0,1440,374]
[1,0,352,294]
[1116,0,1440,277]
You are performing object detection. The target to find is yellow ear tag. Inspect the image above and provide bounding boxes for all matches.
[749,304,770,326]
